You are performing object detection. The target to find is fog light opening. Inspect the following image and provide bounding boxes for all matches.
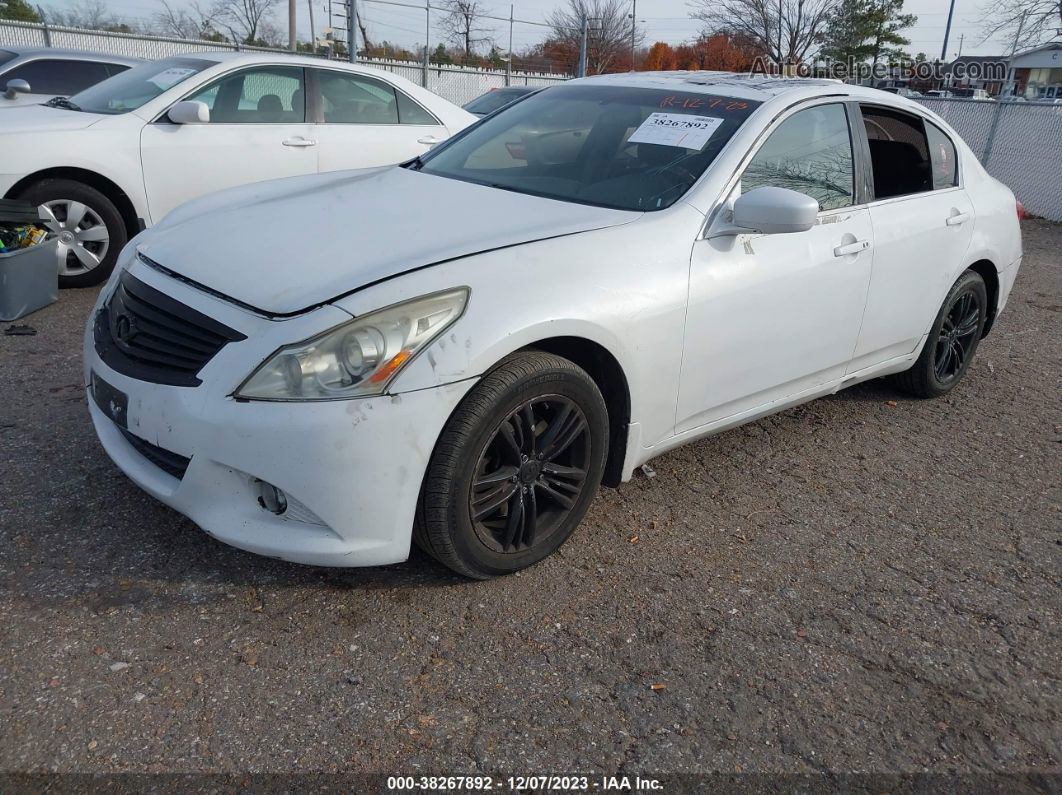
[255,479,288,515]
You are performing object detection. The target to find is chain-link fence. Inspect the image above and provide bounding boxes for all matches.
[915,96,1062,222]
[0,18,567,106]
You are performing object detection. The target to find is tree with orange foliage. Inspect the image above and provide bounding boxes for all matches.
[641,42,677,70]
[639,32,760,74]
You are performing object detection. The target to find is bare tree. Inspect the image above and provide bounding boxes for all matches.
[980,0,1062,49]
[438,0,493,59]
[46,0,141,31]
[690,0,838,65]
[547,0,644,74]
[155,0,220,39]
[211,0,281,43]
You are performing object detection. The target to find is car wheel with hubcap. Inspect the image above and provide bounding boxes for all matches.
[893,269,988,398]
[415,351,608,579]
[17,178,128,288]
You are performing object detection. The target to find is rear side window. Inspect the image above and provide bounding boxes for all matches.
[4,59,111,95]
[105,63,132,78]
[861,106,933,199]
[925,121,958,189]
[741,103,854,211]
[396,90,438,125]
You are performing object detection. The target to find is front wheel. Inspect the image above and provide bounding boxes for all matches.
[892,269,988,398]
[17,178,128,288]
[415,351,609,579]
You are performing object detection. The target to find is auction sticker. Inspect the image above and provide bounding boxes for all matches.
[628,112,725,150]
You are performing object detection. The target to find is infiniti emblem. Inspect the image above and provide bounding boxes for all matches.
[114,312,137,343]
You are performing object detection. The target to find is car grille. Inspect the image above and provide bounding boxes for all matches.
[94,270,246,387]
[119,427,191,479]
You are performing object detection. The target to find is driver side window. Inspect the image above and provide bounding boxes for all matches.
[741,103,855,211]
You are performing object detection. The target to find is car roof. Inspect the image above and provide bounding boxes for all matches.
[178,51,408,71]
[0,46,143,65]
[570,70,921,108]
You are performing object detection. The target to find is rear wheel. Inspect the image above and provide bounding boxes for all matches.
[17,178,127,288]
[892,269,988,398]
[415,351,608,579]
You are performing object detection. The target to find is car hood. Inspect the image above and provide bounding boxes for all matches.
[0,103,107,130]
[139,167,639,316]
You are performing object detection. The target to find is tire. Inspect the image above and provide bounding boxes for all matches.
[415,351,609,579]
[892,269,988,398]
[16,179,128,288]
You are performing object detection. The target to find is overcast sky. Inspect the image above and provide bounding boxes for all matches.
[51,0,1011,63]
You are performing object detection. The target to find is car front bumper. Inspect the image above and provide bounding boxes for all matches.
[83,258,475,568]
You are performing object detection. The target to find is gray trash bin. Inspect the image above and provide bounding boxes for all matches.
[0,239,59,321]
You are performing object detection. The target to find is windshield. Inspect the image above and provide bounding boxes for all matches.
[463,88,533,115]
[65,56,215,114]
[419,84,761,211]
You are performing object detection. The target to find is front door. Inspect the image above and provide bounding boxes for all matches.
[141,65,317,223]
[677,102,874,433]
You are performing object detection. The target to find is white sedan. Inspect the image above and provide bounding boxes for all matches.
[0,52,474,286]
[84,72,1023,578]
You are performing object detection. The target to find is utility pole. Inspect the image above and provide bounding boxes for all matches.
[307,0,316,53]
[422,1,430,87]
[506,4,514,86]
[940,0,956,61]
[289,0,296,50]
[577,15,588,78]
[629,0,636,70]
[347,0,357,62]
[984,9,1027,166]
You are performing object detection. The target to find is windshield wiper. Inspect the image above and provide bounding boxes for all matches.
[44,96,81,111]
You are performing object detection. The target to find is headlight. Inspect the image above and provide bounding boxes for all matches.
[235,288,469,401]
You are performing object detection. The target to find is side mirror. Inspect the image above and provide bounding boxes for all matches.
[167,100,210,124]
[4,79,31,100]
[710,186,819,238]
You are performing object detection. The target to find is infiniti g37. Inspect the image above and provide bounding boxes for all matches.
[83,72,1023,578]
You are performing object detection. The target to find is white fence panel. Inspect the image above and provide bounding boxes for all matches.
[0,19,568,106]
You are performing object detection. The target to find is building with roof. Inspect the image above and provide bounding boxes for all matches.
[1011,43,1062,100]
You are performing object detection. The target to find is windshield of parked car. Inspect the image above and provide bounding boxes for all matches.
[463,88,533,115]
[64,56,215,114]
[417,84,761,211]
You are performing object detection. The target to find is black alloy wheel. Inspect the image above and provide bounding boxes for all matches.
[415,351,608,579]
[893,269,988,398]
[469,395,591,554]
[932,291,981,384]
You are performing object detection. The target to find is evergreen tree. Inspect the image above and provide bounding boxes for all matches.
[0,0,42,22]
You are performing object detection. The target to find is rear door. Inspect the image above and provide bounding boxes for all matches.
[847,105,974,370]
[311,67,449,173]
[140,65,317,222]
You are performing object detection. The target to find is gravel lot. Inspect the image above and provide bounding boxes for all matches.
[0,219,1059,784]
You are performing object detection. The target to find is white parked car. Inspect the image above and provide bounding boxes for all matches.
[84,72,1023,578]
[0,47,142,109]
[0,52,475,286]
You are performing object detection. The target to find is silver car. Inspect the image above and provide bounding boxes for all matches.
[0,47,142,108]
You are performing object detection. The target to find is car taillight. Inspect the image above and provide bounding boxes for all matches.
[1016,199,1026,219]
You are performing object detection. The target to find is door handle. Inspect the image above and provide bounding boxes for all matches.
[417,135,445,145]
[833,239,871,257]
[282,137,317,147]
[946,212,971,226]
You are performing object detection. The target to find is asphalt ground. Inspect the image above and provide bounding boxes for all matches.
[0,219,1059,788]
